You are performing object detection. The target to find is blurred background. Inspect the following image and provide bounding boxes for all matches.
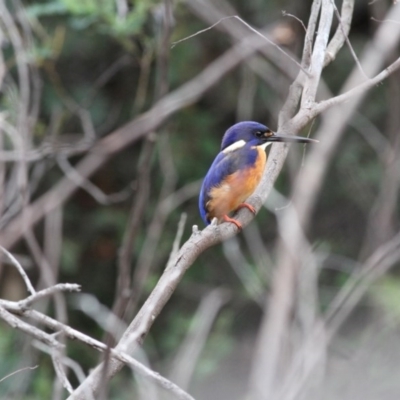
[1,0,400,399]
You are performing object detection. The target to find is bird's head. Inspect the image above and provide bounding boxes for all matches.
[220,121,318,152]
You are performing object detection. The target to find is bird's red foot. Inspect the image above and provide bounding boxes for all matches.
[236,202,256,215]
[222,215,242,230]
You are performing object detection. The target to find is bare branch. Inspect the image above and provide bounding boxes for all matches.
[0,365,38,383]
[7,304,194,400]
[282,11,307,33]
[223,237,265,306]
[110,137,155,327]
[0,289,195,400]
[171,16,237,47]
[33,340,87,383]
[0,245,36,295]
[324,0,355,66]
[17,283,81,310]
[371,16,400,25]
[51,348,74,394]
[166,213,188,270]
[0,306,63,349]
[332,0,362,79]
[187,0,306,80]
[169,288,230,390]
[278,0,321,126]
[301,0,334,108]
[175,13,310,76]
[57,155,132,205]
[275,229,400,400]
[328,0,365,77]
[315,57,400,114]
[325,230,400,332]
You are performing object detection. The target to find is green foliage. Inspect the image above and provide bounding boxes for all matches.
[27,0,161,39]
[371,277,400,323]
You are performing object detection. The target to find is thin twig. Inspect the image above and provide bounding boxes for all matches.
[18,283,81,309]
[315,57,400,115]
[166,213,187,270]
[0,246,36,295]
[329,0,367,78]
[0,365,38,383]
[174,13,310,76]
[0,365,39,383]
[223,16,309,76]
[171,16,235,47]
[301,0,334,108]
[110,137,155,332]
[169,288,230,390]
[324,0,355,66]
[371,16,400,25]
[223,237,264,306]
[0,306,63,349]
[51,348,74,394]
[33,341,84,383]
[282,11,307,32]
[125,133,178,318]
[57,155,132,205]
[33,340,95,400]
[278,0,321,127]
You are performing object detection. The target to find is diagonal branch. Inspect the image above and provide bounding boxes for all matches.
[0,245,36,295]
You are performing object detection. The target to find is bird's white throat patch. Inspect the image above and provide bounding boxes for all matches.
[258,142,272,150]
[222,140,246,154]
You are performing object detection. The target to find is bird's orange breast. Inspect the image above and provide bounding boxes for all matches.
[206,147,266,221]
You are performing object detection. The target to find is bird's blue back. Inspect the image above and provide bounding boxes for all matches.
[199,144,258,224]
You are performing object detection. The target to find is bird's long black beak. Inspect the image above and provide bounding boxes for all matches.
[265,132,318,144]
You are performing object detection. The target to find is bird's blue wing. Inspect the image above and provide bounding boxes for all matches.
[199,149,256,224]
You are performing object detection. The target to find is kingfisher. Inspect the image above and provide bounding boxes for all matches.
[199,121,318,230]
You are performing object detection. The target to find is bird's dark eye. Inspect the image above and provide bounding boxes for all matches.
[255,131,264,138]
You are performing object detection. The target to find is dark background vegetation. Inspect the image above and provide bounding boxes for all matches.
[1,0,400,399]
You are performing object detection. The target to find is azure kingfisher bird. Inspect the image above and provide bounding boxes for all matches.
[199,121,318,230]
